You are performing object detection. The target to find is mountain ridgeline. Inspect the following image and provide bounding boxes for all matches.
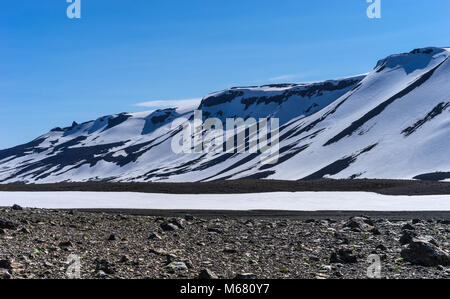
[1,47,449,183]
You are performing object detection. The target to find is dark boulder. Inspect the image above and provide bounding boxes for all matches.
[11,205,23,211]
[330,249,358,264]
[0,219,19,230]
[399,230,417,245]
[198,269,218,279]
[401,238,450,267]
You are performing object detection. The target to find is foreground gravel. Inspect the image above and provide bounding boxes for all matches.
[0,206,449,279]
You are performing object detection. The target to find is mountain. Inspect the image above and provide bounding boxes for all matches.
[1,47,449,183]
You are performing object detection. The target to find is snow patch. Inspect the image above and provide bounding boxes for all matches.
[0,192,449,211]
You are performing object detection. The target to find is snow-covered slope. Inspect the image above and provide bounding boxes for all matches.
[1,47,449,183]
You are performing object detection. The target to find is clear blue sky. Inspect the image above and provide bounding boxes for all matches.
[1,0,449,149]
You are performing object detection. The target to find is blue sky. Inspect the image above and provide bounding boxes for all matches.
[1,0,449,149]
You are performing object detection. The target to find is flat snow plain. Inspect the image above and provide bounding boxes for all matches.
[0,192,449,211]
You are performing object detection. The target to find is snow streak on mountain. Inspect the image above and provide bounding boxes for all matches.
[1,47,449,183]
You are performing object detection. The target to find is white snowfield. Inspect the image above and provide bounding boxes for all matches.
[1,192,449,211]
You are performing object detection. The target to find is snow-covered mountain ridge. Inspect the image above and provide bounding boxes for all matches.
[1,47,449,183]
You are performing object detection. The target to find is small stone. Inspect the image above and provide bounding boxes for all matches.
[0,269,11,279]
[223,248,238,254]
[330,249,358,264]
[94,259,115,275]
[19,228,30,234]
[184,215,195,221]
[198,269,218,279]
[166,254,178,265]
[370,228,381,235]
[207,227,222,234]
[96,270,113,279]
[119,255,130,263]
[58,241,73,248]
[343,217,373,232]
[402,223,415,231]
[376,244,387,251]
[107,234,116,241]
[169,218,185,229]
[148,233,162,240]
[308,255,320,262]
[166,262,188,272]
[161,222,178,232]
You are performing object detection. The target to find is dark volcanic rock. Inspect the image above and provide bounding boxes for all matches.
[169,218,185,229]
[184,215,195,221]
[148,233,162,240]
[0,259,12,270]
[330,249,358,264]
[0,269,11,279]
[343,216,373,232]
[0,219,19,230]
[370,228,381,235]
[161,222,178,232]
[11,204,23,211]
[58,241,73,248]
[402,223,415,231]
[399,230,417,245]
[401,238,450,267]
[166,262,188,272]
[94,259,115,275]
[198,269,218,279]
